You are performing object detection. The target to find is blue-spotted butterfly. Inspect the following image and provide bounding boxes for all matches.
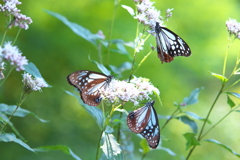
[67,70,113,106]
[155,22,191,63]
[127,101,160,149]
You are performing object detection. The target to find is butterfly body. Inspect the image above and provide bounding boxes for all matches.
[67,70,113,106]
[127,101,160,149]
[155,22,191,63]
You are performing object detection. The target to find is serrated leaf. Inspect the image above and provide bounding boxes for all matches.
[184,111,211,124]
[203,139,240,158]
[183,133,200,150]
[101,132,121,159]
[65,90,104,129]
[0,133,34,152]
[182,88,203,105]
[0,103,48,123]
[34,145,81,160]
[226,92,240,99]
[211,72,228,83]
[121,5,135,16]
[227,95,235,108]
[176,116,198,133]
[46,10,101,46]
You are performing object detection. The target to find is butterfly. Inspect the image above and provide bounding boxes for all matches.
[155,22,191,63]
[67,70,113,106]
[127,101,160,149]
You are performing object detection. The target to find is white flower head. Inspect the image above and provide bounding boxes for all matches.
[100,77,160,106]
[226,18,240,39]
[22,73,48,92]
[1,41,28,71]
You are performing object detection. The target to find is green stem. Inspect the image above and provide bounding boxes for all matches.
[161,107,179,131]
[186,85,224,160]
[0,66,15,86]
[0,90,29,132]
[1,29,8,46]
[200,105,240,139]
[12,28,21,45]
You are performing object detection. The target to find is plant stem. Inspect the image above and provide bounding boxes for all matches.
[186,85,224,160]
[0,66,14,86]
[12,28,21,45]
[161,107,179,131]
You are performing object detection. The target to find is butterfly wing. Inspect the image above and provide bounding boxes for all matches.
[155,22,191,63]
[140,102,160,149]
[127,101,160,149]
[127,103,152,133]
[67,70,112,106]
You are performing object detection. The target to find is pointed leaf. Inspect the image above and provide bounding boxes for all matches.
[140,138,150,154]
[0,133,34,152]
[176,116,198,133]
[101,132,121,159]
[211,72,228,83]
[203,139,240,158]
[121,5,135,16]
[0,104,48,123]
[183,133,200,150]
[88,56,111,75]
[182,88,203,105]
[34,145,81,160]
[158,146,176,156]
[227,95,235,108]
[46,10,101,46]
[226,92,240,99]
[184,111,211,124]
[65,90,104,129]
[109,62,132,77]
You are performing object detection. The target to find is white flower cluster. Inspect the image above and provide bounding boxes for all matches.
[0,0,32,30]
[0,41,28,71]
[226,18,240,39]
[22,73,48,92]
[100,77,160,106]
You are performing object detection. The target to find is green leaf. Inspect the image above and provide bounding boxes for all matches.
[182,88,203,105]
[88,56,111,75]
[101,132,121,159]
[24,62,50,87]
[176,116,198,133]
[140,138,150,154]
[0,112,24,140]
[109,62,132,77]
[203,139,240,158]
[226,92,240,99]
[0,133,34,152]
[0,103,48,123]
[184,111,211,124]
[65,90,104,129]
[210,72,228,83]
[227,95,235,108]
[34,145,81,160]
[158,146,176,156]
[46,10,101,46]
[183,133,200,150]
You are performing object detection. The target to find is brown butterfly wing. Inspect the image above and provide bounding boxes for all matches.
[67,70,111,106]
[127,103,152,133]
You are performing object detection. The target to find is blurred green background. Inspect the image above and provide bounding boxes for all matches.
[1,0,240,159]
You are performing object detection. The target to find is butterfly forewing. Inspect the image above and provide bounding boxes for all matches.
[127,101,160,149]
[67,70,112,106]
[155,22,191,63]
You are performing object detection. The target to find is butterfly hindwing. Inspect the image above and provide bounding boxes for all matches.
[67,70,112,106]
[127,101,160,149]
[155,22,191,63]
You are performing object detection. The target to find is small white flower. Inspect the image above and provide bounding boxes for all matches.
[22,73,48,92]
[100,77,160,106]
[226,18,240,39]
[1,41,28,71]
